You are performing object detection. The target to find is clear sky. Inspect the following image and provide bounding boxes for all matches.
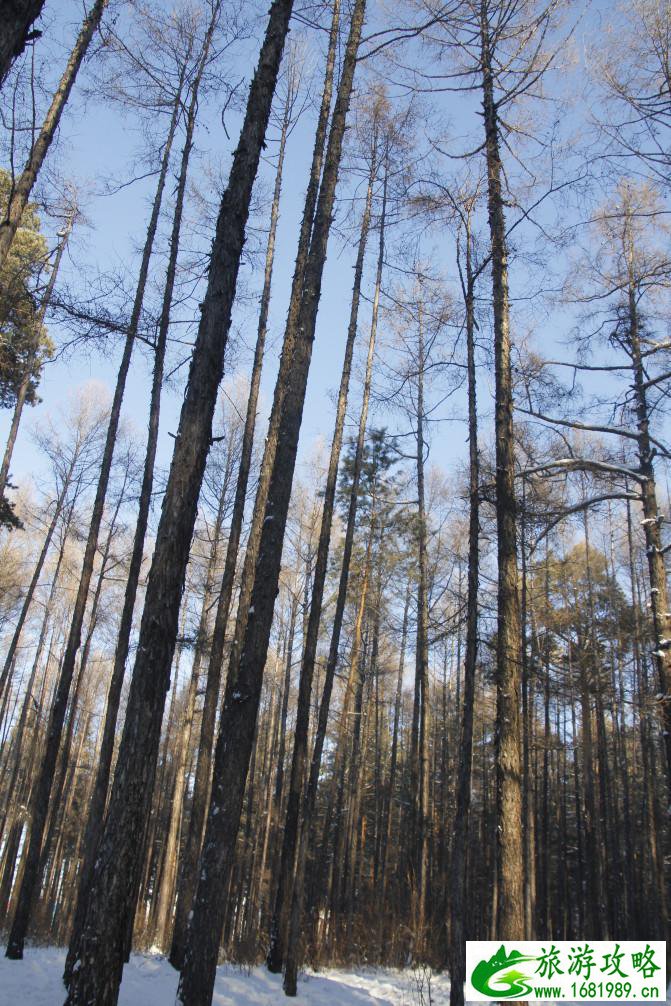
[2,0,408,502]
[1,0,652,527]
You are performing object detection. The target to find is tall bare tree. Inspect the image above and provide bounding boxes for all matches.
[176,2,368,1001]
[64,3,295,1001]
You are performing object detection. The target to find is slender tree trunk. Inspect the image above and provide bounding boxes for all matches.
[0,514,69,902]
[168,65,294,969]
[150,475,230,951]
[568,668,584,936]
[520,486,536,939]
[0,503,76,752]
[65,6,294,1002]
[0,611,63,919]
[283,157,385,995]
[574,629,603,938]
[5,62,180,961]
[152,666,200,949]
[448,217,479,1006]
[582,514,615,938]
[36,487,123,891]
[168,24,343,936]
[625,238,671,791]
[273,593,299,835]
[343,616,375,948]
[177,5,366,1002]
[328,505,375,955]
[379,585,409,908]
[541,563,551,936]
[63,32,201,986]
[480,6,525,941]
[412,300,430,957]
[267,141,381,977]
[183,0,342,787]
[627,496,668,934]
[0,0,108,269]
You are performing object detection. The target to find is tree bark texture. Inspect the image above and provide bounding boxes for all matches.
[64,4,295,1002]
[480,7,525,942]
[267,130,378,978]
[0,0,45,88]
[169,63,293,970]
[176,4,366,1002]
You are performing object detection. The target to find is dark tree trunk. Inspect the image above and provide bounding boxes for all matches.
[168,60,294,969]
[267,133,379,977]
[169,11,343,900]
[627,497,668,935]
[176,4,366,1002]
[284,152,385,995]
[326,503,375,961]
[0,0,45,88]
[0,454,77,708]
[379,585,409,908]
[65,4,294,1002]
[625,245,671,792]
[36,485,124,892]
[448,212,479,1006]
[480,7,525,942]
[575,631,604,938]
[412,301,430,957]
[0,510,70,906]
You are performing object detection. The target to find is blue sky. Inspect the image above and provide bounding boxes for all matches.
[0,0,651,523]
[2,1,404,499]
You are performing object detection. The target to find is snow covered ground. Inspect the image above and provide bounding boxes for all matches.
[3,948,667,1005]
[0,947,451,1005]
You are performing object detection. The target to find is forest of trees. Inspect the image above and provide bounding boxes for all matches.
[0,0,669,1004]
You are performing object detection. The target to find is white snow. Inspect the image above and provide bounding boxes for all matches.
[0,947,453,1005]
[2,948,669,1006]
